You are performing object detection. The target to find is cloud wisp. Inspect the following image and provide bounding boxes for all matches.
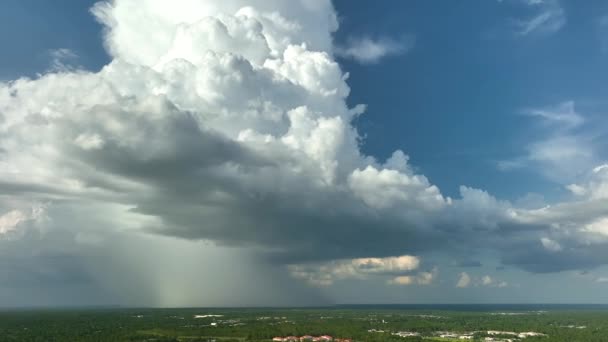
[498,101,597,182]
[334,35,414,64]
[515,0,566,36]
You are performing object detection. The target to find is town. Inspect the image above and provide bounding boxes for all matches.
[272,336,351,342]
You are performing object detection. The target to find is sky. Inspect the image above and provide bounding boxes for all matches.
[1,0,608,307]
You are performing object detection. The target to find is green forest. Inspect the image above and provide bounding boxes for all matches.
[0,307,607,342]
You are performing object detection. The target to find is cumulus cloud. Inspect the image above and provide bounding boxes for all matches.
[0,210,28,237]
[456,272,471,288]
[540,237,562,252]
[0,204,47,239]
[567,165,608,200]
[334,35,414,64]
[348,151,447,211]
[481,275,493,286]
[388,267,438,286]
[457,273,507,288]
[480,275,508,288]
[289,255,421,286]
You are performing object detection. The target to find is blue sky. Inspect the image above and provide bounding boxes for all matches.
[1,0,608,306]
[334,0,608,200]
[0,0,107,79]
